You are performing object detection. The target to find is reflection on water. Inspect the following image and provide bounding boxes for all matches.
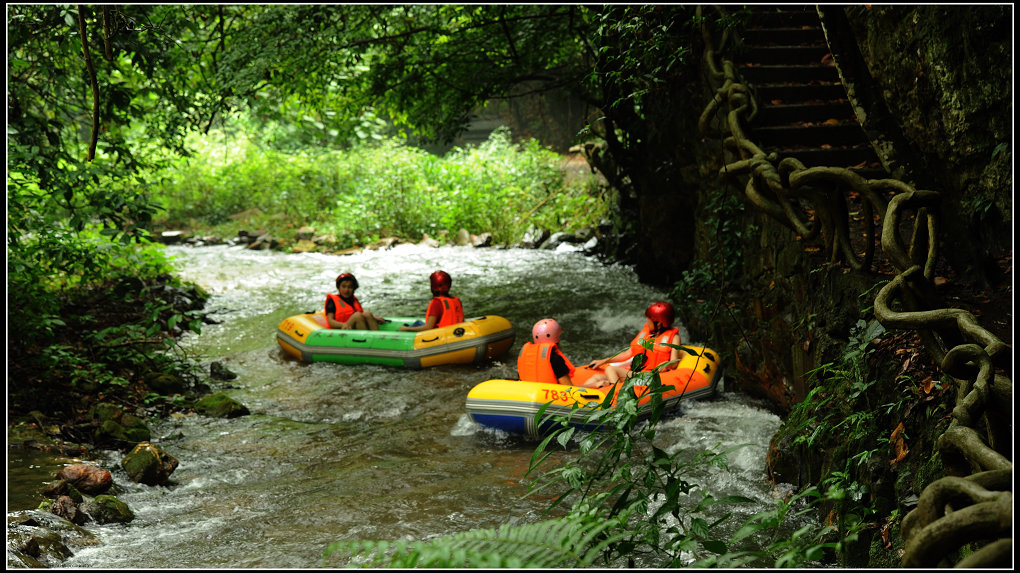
[8,244,790,568]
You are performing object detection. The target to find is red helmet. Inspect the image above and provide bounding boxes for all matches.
[336,272,359,290]
[645,301,675,329]
[532,318,562,344]
[430,270,452,294]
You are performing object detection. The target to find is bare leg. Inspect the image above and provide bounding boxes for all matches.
[582,373,611,388]
[346,313,370,330]
[604,365,628,384]
[362,312,380,331]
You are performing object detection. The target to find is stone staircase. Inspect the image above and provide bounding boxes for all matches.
[736,6,887,179]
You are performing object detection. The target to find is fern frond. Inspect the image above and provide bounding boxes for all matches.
[325,514,626,568]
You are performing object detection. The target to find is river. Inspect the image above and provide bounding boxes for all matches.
[10,243,798,568]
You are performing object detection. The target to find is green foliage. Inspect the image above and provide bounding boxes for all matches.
[152,127,608,247]
[326,514,628,568]
[329,362,853,568]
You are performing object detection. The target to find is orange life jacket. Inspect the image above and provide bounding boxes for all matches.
[517,342,575,384]
[325,293,363,328]
[430,295,464,327]
[629,324,680,371]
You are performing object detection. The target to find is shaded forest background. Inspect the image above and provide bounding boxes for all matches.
[7,4,1011,568]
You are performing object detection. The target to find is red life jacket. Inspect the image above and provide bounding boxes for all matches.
[629,324,680,371]
[430,295,464,327]
[325,293,363,328]
[517,342,575,384]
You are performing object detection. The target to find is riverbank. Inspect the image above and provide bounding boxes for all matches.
[7,274,213,454]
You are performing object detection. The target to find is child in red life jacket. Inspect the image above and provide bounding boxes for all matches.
[587,301,684,384]
[398,270,465,332]
[325,272,387,330]
[517,319,610,388]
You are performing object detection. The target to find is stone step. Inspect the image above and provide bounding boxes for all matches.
[755,83,848,104]
[738,63,840,84]
[753,124,869,148]
[748,8,821,28]
[753,102,856,126]
[742,45,833,65]
[742,27,826,46]
[773,146,880,169]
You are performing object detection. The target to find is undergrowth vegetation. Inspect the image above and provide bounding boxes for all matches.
[328,350,855,568]
[152,127,610,248]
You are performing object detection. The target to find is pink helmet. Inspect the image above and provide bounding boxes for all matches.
[532,318,562,344]
[645,301,675,329]
[430,270,452,294]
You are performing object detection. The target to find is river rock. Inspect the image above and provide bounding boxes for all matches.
[83,495,135,524]
[471,232,493,247]
[157,230,186,244]
[454,228,472,246]
[7,510,99,568]
[210,361,238,380]
[418,233,441,248]
[121,441,179,486]
[50,495,87,525]
[521,227,549,248]
[54,463,113,495]
[295,226,316,240]
[367,236,400,250]
[291,238,318,253]
[42,480,85,502]
[539,231,578,250]
[90,402,152,446]
[195,392,250,418]
[146,371,188,395]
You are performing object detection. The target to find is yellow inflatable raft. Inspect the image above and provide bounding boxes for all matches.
[465,345,723,437]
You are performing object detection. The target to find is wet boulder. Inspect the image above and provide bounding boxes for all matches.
[49,495,87,525]
[539,231,578,250]
[454,228,472,246]
[42,480,85,502]
[146,371,189,395]
[121,441,179,486]
[291,239,318,253]
[54,463,113,496]
[210,361,238,381]
[471,232,493,248]
[7,510,99,568]
[195,392,250,418]
[520,227,549,248]
[83,495,135,524]
[90,402,151,446]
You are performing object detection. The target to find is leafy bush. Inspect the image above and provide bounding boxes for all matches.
[152,127,608,247]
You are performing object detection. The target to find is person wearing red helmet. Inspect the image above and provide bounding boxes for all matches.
[587,301,683,384]
[398,270,465,332]
[325,272,387,330]
[517,319,610,388]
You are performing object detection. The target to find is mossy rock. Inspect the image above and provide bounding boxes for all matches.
[121,441,179,486]
[43,480,85,502]
[90,402,152,445]
[195,392,250,418]
[84,494,134,524]
[145,371,189,395]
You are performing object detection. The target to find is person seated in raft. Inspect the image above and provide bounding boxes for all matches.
[587,301,684,384]
[325,272,387,330]
[517,319,611,388]
[398,270,465,332]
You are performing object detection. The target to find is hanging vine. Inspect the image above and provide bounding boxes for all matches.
[697,5,1011,567]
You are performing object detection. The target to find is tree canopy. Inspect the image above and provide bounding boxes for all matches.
[7,4,732,293]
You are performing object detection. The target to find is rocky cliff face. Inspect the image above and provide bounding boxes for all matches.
[844,5,1011,286]
[668,6,1011,566]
